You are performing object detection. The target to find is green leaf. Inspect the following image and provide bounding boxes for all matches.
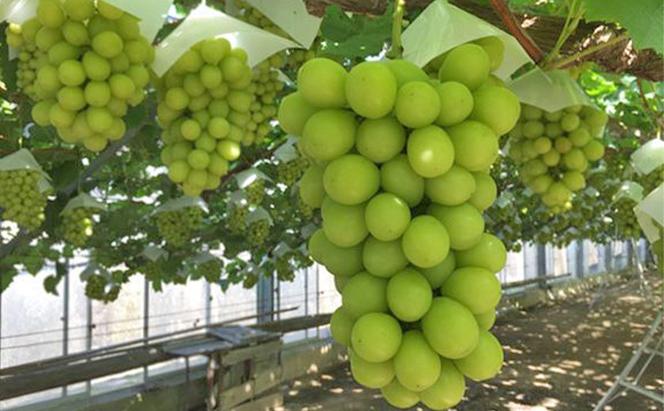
[320,3,393,59]
[583,0,664,55]
[1,267,17,293]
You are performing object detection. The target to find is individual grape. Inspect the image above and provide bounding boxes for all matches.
[434,81,474,127]
[438,44,490,90]
[297,58,347,108]
[345,62,397,119]
[394,81,441,129]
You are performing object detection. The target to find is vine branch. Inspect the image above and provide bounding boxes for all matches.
[488,0,543,62]
[549,33,629,69]
[636,79,664,135]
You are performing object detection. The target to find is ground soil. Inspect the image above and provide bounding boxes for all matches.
[280,273,664,411]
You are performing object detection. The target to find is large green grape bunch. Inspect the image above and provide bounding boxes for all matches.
[281,37,518,409]
[157,38,253,197]
[155,206,204,247]
[7,0,154,152]
[61,206,98,247]
[507,103,608,212]
[0,169,49,231]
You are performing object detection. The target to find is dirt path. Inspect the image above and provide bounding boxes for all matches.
[281,274,664,410]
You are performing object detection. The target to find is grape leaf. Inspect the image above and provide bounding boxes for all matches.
[320,4,393,58]
[583,0,664,55]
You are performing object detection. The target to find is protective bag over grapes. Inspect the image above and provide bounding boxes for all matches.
[506,68,608,212]
[278,0,532,406]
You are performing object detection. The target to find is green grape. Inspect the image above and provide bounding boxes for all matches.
[0,169,49,231]
[246,219,270,245]
[155,206,204,247]
[61,207,97,247]
[245,179,265,205]
[227,205,248,234]
[194,259,223,282]
[158,37,253,196]
[10,1,153,151]
[276,156,309,186]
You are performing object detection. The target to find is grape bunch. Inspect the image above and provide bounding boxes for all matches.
[61,207,97,247]
[246,219,270,245]
[613,198,641,239]
[641,165,663,193]
[246,56,284,142]
[194,259,222,282]
[157,37,254,197]
[507,103,608,212]
[0,169,49,231]
[155,206,204,247]
[245,179,265,205]
[277,156,309,186]
[280,37,518,409]
[85,274,120,302]
[227,205,248,234]
[7,0,154,152]
[275,255,295,281]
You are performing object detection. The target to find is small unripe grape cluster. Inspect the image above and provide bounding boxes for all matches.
[641,165,663,194]
[194,259,222,282]
[276,255,295,281]
[507,104,608,212]
[246,218,270,245]
[613,198,641,239]
[297,196,314,219]
[85,274,120,302]
[277,156,309,186]
[158,37,254,197]
[61,207,97,247]
[245,179,265,205]
[8,0,154,152]
[227,205,247,234]
[281,38,517,409]
[155,206,203,247]
[0,169,48,231]
[247,57,285,142]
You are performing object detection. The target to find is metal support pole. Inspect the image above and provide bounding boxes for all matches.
[576,240,585,279]
[205,282,211,326]
[256,273,274,324]
[85,292,92,395]
[536,244,547,286]
[143,277,149,382]
[604,243,613,273]
[57,262,69,396]
[304,267,309,339]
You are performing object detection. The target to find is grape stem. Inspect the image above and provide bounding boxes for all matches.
[635,78,664,136]
[387,0,406,59]
[548,33,629,70]
[488,0,543,62]
[542,0,585,67]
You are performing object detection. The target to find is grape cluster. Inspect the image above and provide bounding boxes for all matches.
[247,57,284,142]
[61,207,97,247]
[85,274,120,302]
[194,259,222,282]
[246,219,270,245]
[227,205,247,234]
[277,156,309,186]
[0,169,48,231]
[155,206,204,247]
[157,38,254,197]
[7,0,154,152]
[281,38,517,409]
[641,165,663,194]
[245,179,265,205]
[275,255,295,281]
[613,198,641,239]
[507,103,608,212]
